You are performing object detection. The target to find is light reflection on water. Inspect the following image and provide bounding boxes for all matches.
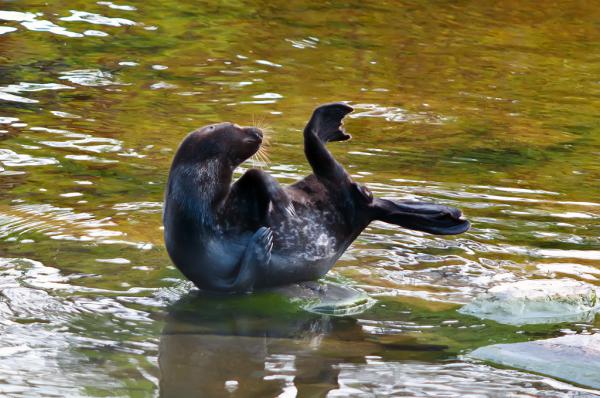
[0,0,599,396]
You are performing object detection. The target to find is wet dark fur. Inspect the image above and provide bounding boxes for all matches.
[163,103,470,292]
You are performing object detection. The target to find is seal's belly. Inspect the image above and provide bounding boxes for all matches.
[269,204,346,262]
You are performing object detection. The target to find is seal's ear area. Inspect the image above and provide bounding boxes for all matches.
[372,198,470,235]
[307,102,354,143]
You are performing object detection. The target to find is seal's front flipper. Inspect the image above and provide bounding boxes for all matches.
[248,226,273,265]
[229,227,273,293]
[228,169,295,226]
[303,103,354,181]
[307,102,354,143]
[372,198,470,235]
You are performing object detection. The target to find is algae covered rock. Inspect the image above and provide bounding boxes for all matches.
[275,281,375,316]
[470,334,600,389]
[459,279,599,325]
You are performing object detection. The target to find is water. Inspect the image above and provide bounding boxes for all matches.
[1,0,599,396]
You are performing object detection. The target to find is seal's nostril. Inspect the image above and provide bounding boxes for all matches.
[249,128,263,140]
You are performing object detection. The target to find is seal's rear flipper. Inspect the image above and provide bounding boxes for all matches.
[308,102,354,143]
[372,198,470,235]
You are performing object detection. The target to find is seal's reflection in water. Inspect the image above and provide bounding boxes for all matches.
[159,287,451,397]
[159,289,355,397]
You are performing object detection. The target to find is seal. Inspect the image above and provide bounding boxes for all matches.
[163,103,470,293]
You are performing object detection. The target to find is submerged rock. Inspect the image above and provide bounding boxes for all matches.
[459,279,599,325]
[273,281,375,316]
[470,334,600,390]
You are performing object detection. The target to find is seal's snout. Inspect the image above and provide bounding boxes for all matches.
[245,127,263,142]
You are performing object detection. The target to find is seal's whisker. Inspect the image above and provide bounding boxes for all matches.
[258,122,273,146]
[252,114,261,129]
[259,142,270,157]
[251,115,272,146]
[257,154,267,168]
[258,146,270,164]
[256,145,270,165]
[249,144,270,168]
[249,156,263,169]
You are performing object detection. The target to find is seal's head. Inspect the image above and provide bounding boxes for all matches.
[175,122,263,169]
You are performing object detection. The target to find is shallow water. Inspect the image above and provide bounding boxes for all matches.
[1,0,599,396]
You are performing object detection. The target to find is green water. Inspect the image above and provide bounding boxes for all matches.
[1,1,599,396]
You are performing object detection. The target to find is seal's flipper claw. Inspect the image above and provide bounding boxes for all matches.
[270,188,297,219]
[285,203,297,218]
[309,102,354,143]
[252,226,273,264]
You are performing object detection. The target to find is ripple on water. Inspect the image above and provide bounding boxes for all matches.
[0,10,85,38]
[59,10,136,27]
[40,136,123,154]
[0,203,115,241]
[50,110,81,119]
[255,59,282,68]
[112,201,163,213]
[285,36,319,49]
[97,1,138,12]
[21,19,83,37]
[0,82,73,104]
[0,149,58,167]
[0,92,39,104]
[537,263,600,281]
[0,257,158,395]
[83,29,109,37]
[0,117,20,125]
[150,81,178,90]
[0,10,38,22]
[59,69,121,87]
[350,103,454,125]
[29,126,128,162]
[3,83,74,93]
[329,360,596,397]
[0,26,17,35]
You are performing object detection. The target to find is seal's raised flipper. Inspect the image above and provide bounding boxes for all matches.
[304,103,354,182]
[227,169,295,226]
[227,227,273,293]
[308,102,354,143]
[372,198,470,235]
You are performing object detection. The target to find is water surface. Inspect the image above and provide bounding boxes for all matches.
[1,1,599,396]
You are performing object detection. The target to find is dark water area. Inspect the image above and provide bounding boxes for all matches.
[1,1,599,396]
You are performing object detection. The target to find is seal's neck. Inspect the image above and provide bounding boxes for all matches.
[169,158,233,227]
[194,158,232,203]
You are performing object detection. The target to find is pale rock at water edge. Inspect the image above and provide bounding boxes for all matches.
[470,333,600,390]
[459,279,599,325]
